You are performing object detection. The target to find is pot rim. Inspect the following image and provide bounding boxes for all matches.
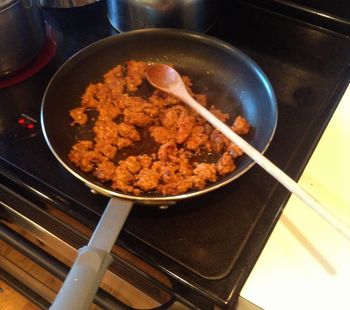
[0,0,20,11]
[37,0,99,8]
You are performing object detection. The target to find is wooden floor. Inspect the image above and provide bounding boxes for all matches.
[0,279,40,310]
[0,224,169,309]
[0,237,165,309]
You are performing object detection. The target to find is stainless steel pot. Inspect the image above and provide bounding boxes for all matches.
[37,0,100,8]
[0,0,46,76]
[107,0,219,33]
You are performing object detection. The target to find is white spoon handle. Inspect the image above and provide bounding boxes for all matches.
[180,90,350,241]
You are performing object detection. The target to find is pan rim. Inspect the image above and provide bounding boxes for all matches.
[41,28,278,203]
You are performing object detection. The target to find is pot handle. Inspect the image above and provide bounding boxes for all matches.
[50,197,133,310]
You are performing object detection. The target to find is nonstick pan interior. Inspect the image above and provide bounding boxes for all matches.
[41,28,277,202]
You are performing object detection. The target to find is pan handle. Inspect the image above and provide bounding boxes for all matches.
[50,197,133,310]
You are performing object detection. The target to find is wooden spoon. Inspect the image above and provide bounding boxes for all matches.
[146,63,350,241]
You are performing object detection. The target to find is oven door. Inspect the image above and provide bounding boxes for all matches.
[0,162,176,309]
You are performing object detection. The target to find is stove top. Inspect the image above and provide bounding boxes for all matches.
[1,0,349,307]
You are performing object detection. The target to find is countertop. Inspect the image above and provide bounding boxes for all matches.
[241,83,350,309]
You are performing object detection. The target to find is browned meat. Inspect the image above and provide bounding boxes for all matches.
[175,111,195,144]
[150,126,175,144]
[194,93,207,107]
[98,101,121,120]
[122,96,157,127]
[111,165,135,193]
[227,143,243,158]
[149,90,179,109]
[192,163,217,189]
[161,106,184,129]
[103,65,125,95]
[157,141,179,162]
[93,119,119,145]
[182,75,194,96]
[125,60,148,92]
[135,168,160,191]
[117,123,140,141]
[232,115,250,135]
[154,89,180,106]
[216,152,236,175]
[115,137,133,149]
[94,161,116,181]
[68,60,251,196]
[70,140,93,152]
[94,142,118,159]
[155,161,178,183]
[185,125,209,150]
[209,105,230,122]
[69,107,88,125]
[68,140,106,172]
[138,154,154,168]
[120,156,142,174]
[177,154,193,177]
[123,108,154,127]
[158,175,194,195]
[81,83,111,108]
[209,129,229,153]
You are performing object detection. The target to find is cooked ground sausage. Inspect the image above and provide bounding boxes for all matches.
[69,107,88,125]
[68,60,251,195]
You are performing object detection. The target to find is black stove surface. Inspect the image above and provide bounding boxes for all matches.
[1,0,349,307]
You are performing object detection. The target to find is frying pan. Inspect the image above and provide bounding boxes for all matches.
[41,29,277,309]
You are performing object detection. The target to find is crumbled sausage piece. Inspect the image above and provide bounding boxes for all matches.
[94,161,116,181]
[111,165,135,193]
[122,96,157,127]
[216,152,236,176]
[209,105,230,122]
[115,137,133,149]
[232,115,250,135]
[192,163,218,189]
[158,141,178,162]
[158,175,193,195]
[194,93,207,107]
[69,140,106,172]
[117,123,140,141]
[93,119,119,145]
[149,91,177,109]
[161,106,182,128]
[81,83,111,108]
[150,126,175,144]
[94,142,118,159]
[175,112,195,144]
[153,89,180,106]
[70,107,88,125]
[103,65,126,95]
[120,156,142,174]
[182,75,194,96]
[227,143,243,158]
[125,60,148,92]
[138,154,154,168]
[185,125,209,150]
[98,101,121,120]
[135,168,160,191]
[209,129,229,153]
[177,154,193,177]
[155,161,178,183]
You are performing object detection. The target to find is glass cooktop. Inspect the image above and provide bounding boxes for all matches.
[1,0,349,307]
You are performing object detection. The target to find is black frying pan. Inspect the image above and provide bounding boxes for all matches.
[41,29,277,309]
